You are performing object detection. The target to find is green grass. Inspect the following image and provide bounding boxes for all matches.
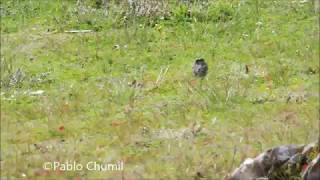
[1,0,319,179]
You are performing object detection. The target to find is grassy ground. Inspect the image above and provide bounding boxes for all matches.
[1,0,319,179]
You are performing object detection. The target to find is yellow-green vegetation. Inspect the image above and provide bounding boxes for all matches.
[1,0,319,179]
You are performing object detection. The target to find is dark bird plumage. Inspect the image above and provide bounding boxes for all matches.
[192,58,208,78]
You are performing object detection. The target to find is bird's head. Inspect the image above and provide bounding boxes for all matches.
[195,58,205,64]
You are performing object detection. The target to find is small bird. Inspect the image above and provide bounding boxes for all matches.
[192,58,208,78]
